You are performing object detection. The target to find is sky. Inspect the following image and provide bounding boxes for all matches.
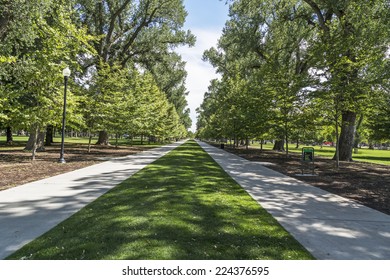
[177,0,230,132]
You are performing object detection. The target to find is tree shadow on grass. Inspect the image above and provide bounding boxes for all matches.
[6,141,312,260]
[199,141,390,260]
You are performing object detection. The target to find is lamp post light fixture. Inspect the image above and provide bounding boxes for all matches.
[58,67,71,163]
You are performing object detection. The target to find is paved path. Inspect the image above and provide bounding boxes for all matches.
[198,141,390,260]
[0,141,184,259]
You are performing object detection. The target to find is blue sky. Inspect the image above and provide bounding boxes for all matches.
[184,0,230,29]
[177,0,230,132]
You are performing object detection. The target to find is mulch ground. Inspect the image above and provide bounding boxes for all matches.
[220,145,390,215]
[1,142,389,216]
[0,143,150,191]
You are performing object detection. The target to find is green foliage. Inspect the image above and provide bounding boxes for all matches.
[147,52,192,130]
[74,0,195,129]
[78,60,186,140]
[198,0,390,158]
[1,0,193,147]
[367,91,390,141]
[0,1,95,136]
[132,72,185,139]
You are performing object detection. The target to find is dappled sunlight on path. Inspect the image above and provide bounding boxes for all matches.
[0,141,185,259]
[198,141,390,260]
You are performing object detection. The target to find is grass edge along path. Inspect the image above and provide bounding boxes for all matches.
[7,140,314,260]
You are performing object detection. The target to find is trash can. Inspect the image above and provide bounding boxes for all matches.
[220,143,225,149]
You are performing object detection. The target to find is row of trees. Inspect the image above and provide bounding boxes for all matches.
[0,0,194,158]
[196,0,390,161]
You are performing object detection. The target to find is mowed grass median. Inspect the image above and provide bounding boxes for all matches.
[7,140,313,260]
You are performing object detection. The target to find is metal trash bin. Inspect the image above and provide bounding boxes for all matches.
[220,143,225,149]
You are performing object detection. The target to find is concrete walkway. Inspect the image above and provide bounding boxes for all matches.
[198,141,390,260]
[0,141,184,259]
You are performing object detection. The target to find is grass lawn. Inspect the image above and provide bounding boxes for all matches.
[240,142,390,166]
[6,140,313,260]
[0,135,164,149]
[288,146,390,166]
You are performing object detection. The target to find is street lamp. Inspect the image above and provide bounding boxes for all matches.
[59,67,71,163]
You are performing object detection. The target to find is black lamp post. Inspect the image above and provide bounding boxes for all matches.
[59,67,71,163]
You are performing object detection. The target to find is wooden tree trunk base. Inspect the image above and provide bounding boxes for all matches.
[24,131,45,151]
[273,140,285,151]
[96,130,110,145]
[333,111,357,162]
[6,126,13,145]
[45,125,54,146]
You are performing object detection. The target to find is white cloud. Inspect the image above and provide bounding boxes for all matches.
[177,28,222,132]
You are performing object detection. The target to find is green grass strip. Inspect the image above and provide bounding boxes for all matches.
[0,136,164,148]
[7,140,314,260]
[255,143,390,166]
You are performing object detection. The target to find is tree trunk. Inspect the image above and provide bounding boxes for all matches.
[6,126,13,144]
[334,111,357,161]
[96,130,110,145]
[115,133,119,148]
[45,125,54,146]
[285,129,289,157]
[88,132,92,153]
[31,127,38,161]
[353,114,364,153]
[36,132,45,152]
[25,129,45,152]
[285,119,289,157]
[26,125,44,160]
[273,140,285,151]
[335,113,340,169]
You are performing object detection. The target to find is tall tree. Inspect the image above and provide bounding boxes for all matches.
[302,0,390,161]
[74,0,195,144]
[201,0,390,162]
[202,0,312,155]
[146,52,192,130]
[0,0,94,159]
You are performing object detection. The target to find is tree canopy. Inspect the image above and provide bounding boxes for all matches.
[1,0,194,159]
[197,0,390,161]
